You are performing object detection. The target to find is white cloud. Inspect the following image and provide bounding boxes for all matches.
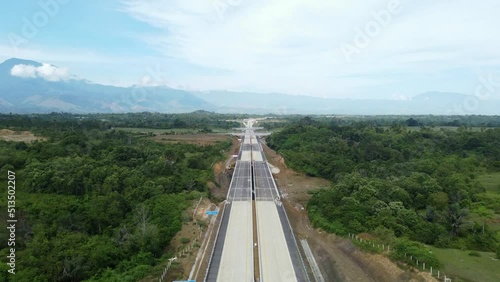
[138,75,164,86]
[10,63,70,81]
[10,64,37,78]
[36,63,70,81]
[0,44,180,87]
[121,0,500,98]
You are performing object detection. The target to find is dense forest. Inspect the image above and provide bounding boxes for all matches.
[0,113,231,281]
[0,111,244,131]
[313,115,500,127]
[267,117,500,258]
[260,114,500,131]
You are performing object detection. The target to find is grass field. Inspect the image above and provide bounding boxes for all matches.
[429,247,500,282]
[478,172,500,194]
[151,134,231,146]
[428,172,500,281]
[475,172,500,230]
[114,127,234,134]
[432,126,485,132]
[380,126,486,132]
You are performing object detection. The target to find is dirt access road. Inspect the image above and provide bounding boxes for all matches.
[261,141,436,282]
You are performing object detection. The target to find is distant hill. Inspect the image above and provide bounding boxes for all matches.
[0,58,499,115]
[0,58,215,113]
[191,90,500,115]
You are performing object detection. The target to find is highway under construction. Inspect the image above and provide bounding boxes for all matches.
[204,120,309,282]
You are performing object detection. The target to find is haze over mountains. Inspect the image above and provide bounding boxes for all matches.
[1,58,498,115]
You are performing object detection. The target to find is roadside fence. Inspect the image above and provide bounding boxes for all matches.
[348,233,453,282]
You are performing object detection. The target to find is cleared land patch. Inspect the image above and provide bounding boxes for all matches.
[0,129,46,142]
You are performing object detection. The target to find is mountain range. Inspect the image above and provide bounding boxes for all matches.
[0,58,498,115]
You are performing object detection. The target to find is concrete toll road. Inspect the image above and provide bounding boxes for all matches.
[205,119,310,282]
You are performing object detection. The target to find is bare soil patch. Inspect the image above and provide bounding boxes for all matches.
[0,129,46,142]
[210,137,241,201]
[261,141,331,206]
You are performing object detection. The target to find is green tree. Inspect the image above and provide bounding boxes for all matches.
[474,205,493,234]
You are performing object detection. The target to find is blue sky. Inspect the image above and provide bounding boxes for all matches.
[1,0,499,100]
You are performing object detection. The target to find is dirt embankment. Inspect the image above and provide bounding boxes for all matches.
[262,142,436,282]
[210,136,241,201]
